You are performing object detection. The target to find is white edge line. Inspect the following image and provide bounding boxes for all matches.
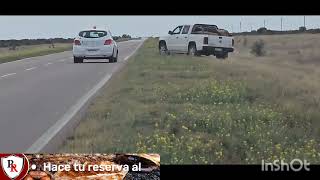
[26,39,145,153]
[124,44,143,61]
[26,73,113,153]
[124,56,130,61]
[1,73,17,78]
[25,67,37,71]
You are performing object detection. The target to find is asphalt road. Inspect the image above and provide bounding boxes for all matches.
[0,39,144,152]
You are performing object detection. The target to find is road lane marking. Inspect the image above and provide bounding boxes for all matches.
[45,62,53,66]
[1,51,73,65]
[25,67,37,71]
[1,73,17,78]
[26,39,145,153]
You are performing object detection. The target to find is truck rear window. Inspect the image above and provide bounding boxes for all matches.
[79,30,107,38]
[191,24,230,36]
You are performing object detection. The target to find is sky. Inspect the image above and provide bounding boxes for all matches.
[0,16,319,40]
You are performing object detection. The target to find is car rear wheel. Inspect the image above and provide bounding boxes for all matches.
[114,51,118,62]
[110,50,118,63]
[74,56,83,63]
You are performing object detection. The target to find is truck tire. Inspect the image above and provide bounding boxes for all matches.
[216,52,228,59]
[159,41,168,55]
[188,43,199,56]
[223,53,229,59]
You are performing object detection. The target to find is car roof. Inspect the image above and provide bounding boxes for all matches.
[81,29,110,32]
[80,26,110,31]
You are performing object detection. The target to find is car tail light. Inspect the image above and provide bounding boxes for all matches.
[104,39,113,45]
[74,39,81,46]
[203,37,208,44]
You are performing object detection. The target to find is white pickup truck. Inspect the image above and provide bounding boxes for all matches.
[159,24,234,59]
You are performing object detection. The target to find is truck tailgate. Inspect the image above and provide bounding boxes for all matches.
[208,35,233,48]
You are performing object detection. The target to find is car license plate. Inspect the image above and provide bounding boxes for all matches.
[215,48,222,51]
[87,49,99,52]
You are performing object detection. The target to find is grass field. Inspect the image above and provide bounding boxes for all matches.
[0,43,72,64]
[60,35,320,164]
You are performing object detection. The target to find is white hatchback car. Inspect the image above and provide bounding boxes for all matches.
[73,27,118,63]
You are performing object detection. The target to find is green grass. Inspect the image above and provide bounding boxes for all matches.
[60,37,320,164]
[0,43,72,64]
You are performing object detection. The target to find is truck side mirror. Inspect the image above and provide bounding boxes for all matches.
[168,31,173,35]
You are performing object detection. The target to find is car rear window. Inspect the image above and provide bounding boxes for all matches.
[79,30,107,38]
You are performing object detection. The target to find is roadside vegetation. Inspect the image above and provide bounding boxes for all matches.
[0,43,72,64]
[60,35,320,164]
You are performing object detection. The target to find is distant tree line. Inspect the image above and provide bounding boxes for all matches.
[112,34,132,41]
[232,27,320,36]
